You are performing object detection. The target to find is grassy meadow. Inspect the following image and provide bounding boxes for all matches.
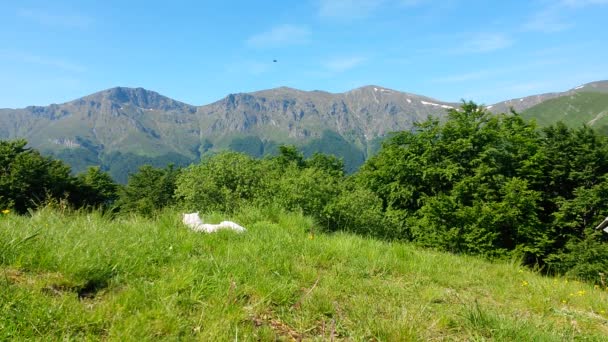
[522,92,608,129]
[1,207,608,340]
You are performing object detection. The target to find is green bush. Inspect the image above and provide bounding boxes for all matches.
[271,165,341,222]
[175,152,266,212]
[173,148,374,235]
[324,187,387,237]
[116,164,180,216]
[74,166,119,209]
[545,232,608,283]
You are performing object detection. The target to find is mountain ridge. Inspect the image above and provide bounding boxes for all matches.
[3,80,607,111]
[489,80,608,113]
[1,81,607,181]
[0,84,460,181]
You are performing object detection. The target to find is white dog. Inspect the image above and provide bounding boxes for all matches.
[182,212,246,233]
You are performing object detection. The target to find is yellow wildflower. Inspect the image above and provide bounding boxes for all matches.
[561,300,567,304]
[1,209,9,215]
[521,280,529,287]
[577,290,586,296]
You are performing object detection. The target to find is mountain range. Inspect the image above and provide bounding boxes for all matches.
[1,81,607,182]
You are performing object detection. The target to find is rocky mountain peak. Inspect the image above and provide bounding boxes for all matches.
[250,86,320,99]
[78,87,194,112]
[348,85,397,93]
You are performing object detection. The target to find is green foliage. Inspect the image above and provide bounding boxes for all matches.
[545,232,608,282]
[116,164,180,216]
[324,186,387,236]
[270,165,341,222]
[174,146,383,235]
[275,145,305,168]
[305,152,345,177]
[357,102,608,280]
[544,177,608,280]
[0,139,121,213]
[74,166,119,208]
[0,139,75,213]
[175,152,266,212]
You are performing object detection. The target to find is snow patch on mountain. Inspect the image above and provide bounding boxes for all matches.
[421,100,453,109]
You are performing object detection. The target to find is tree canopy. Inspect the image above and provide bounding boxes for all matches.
[357,102,608,280]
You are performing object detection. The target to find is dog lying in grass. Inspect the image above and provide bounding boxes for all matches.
[182,212,246,233]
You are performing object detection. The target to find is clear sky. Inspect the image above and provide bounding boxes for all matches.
[1,0,607,108]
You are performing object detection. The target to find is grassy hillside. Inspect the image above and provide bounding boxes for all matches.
[2,208,608,340]
[522,92,608,130]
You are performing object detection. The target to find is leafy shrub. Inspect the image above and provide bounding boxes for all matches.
[174,148,374,235]
[175,152,266,212]
[545,232,608,283]
[116,164,180,216]
[324,187,388,237]
[270,165,341,222]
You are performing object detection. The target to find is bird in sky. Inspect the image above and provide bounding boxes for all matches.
[273,59,277,63]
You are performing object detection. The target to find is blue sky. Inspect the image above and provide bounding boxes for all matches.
[1,0,607,108]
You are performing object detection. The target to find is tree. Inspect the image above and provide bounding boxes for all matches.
[116,164,180,216]
[274,145,305,168]
[306,152,345,177]
[74,166,119,208]
[0,139,75,213]
[356,101,608,278]
[357,103,548,259]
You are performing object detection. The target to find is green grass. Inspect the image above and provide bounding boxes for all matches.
[2,207,608,340]
[523,92,608,129]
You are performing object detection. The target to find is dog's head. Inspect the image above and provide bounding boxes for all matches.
[182,212,202,225]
